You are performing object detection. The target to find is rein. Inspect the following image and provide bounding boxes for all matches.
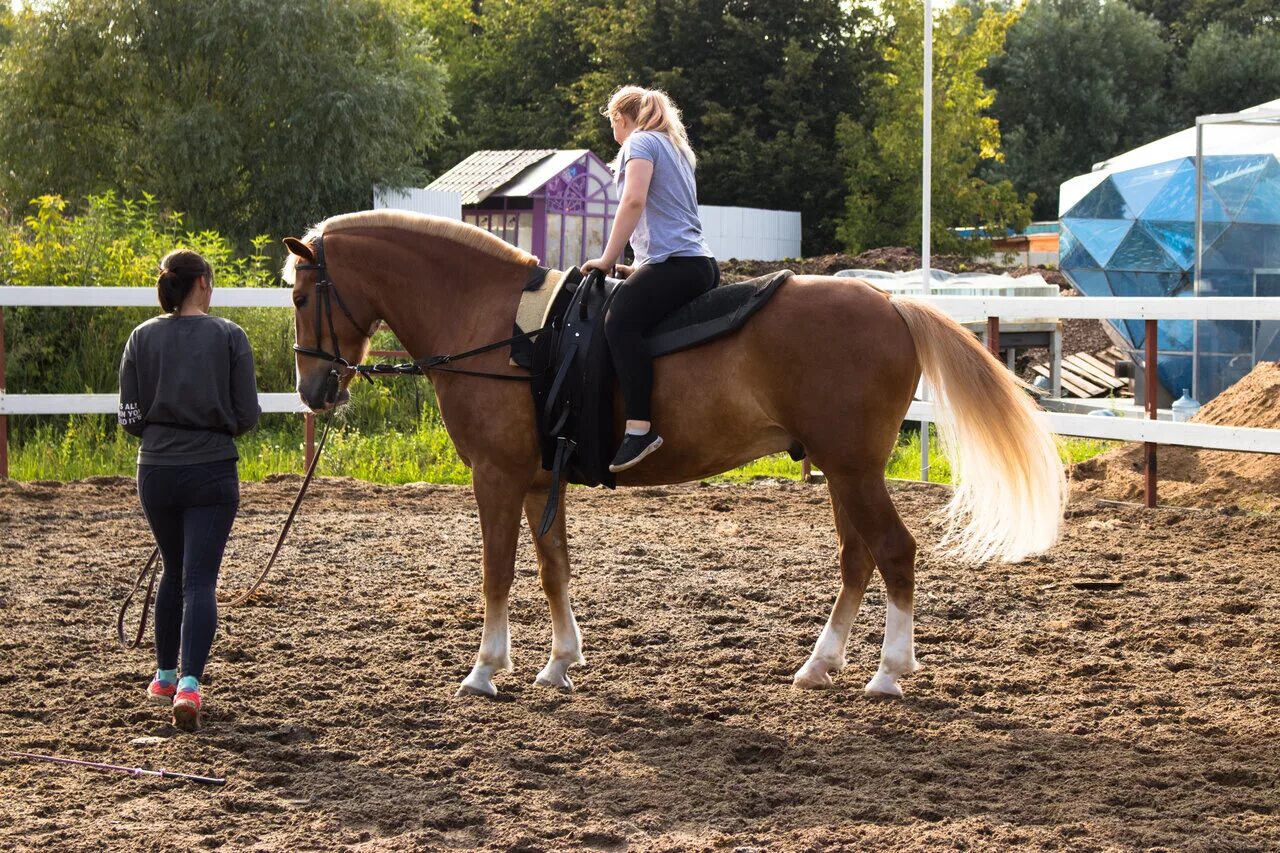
[116,417,334,648]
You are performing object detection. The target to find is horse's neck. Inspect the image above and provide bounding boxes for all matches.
[371,250,527,361]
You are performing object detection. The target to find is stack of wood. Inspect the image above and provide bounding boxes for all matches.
[1031,346,1131,398]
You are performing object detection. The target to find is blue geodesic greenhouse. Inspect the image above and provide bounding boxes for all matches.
[1059,99,1280,403]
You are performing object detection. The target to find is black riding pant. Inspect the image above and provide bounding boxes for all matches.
[137,459,239,681]
[604,255,719,422]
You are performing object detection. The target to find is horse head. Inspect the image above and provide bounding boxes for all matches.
[282,235,379,412]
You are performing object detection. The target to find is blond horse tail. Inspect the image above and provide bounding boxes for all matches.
[890,296,1067,563]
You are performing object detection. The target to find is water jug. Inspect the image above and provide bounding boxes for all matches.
[1171,389,1201,422]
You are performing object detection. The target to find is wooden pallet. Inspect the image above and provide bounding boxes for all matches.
[1031,346,1132,398]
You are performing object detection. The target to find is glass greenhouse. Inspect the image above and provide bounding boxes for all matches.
[1058,99,1280,403]
[427,150,617,270]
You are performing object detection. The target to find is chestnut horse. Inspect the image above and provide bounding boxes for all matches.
[283,211,1066,699]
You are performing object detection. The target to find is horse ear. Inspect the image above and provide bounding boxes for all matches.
[283,237,315,264]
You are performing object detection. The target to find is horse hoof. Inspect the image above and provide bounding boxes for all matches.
[456,677,498,698]
[864,671,903,699]
[535,670,574,691]
[792,663,835,690]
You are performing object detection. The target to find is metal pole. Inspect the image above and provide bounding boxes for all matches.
[1144,319,1158,508]
[0,306,7,480]
[304,412,316,471]
[919,0,934,483]
[1193,120,1204,402]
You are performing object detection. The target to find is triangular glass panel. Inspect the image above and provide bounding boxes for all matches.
[1106,270,1175,298]
[1059,239,1101,274]
[1121,319,1144,349]
[1064,177,1133,220]
[1066,269,1112,297]
[1061,218,1131,266]
[1108,226,1182,272]
[1058,226,1078,262]
[1203,155,1269,218]
[1234,157,1280,225]
[1141,221,1190,269]
[1112,161,1179,216]
[1141,159,1231,223]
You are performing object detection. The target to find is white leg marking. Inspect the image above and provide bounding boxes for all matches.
[794,587,860,690]
[535,597,585,690]
[458,599,512,698]
[864,598,919,698]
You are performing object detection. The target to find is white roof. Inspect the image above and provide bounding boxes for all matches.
[1060,99,1280,216]
[496,150,598,198]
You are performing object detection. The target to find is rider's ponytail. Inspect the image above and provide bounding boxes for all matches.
[606,85,697,170]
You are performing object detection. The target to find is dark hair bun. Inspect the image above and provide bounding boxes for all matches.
[156,250,212,313]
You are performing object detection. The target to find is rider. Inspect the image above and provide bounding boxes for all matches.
[582,85,719,473]
[117,249,260,730]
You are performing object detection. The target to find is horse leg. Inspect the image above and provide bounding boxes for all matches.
[826,472,921,698]
[457,466,527,698]
[793,484,876,689]
[523,483,585,690]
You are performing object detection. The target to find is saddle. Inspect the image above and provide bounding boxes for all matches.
[520,266,792,535]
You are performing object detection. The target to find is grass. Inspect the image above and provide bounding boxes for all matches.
[8,415,1117,486]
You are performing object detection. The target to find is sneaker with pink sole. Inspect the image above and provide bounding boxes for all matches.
[172,688,202,731]
[146,678,176,705]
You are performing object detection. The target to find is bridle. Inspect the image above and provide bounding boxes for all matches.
[291,235,374,408]
[290,234,543,409]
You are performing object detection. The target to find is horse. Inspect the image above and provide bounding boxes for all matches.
[282,210,1066,699]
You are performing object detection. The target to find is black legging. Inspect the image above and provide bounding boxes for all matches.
[604,255,719,422]
[137,459,239,681]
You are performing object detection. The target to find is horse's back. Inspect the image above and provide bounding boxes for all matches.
[617,273,920,485]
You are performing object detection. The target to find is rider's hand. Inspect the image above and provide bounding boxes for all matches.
[581,257,613,274]
[614,264,634,279]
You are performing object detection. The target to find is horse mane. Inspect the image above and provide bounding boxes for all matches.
[282,210,538,284]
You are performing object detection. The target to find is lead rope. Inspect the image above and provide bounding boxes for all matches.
[116,417,333,648]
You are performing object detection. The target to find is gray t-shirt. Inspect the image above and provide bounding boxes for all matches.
[617,130,713,265]
[118,314,261,466]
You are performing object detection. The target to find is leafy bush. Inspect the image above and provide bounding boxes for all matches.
[0,193,428,450]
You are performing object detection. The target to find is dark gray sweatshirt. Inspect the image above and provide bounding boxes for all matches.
[117,314,261,466]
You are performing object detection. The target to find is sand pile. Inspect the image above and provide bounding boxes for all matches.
[1072,360,1280,510]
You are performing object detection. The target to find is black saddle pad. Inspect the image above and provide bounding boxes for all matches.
[645,270,791,358]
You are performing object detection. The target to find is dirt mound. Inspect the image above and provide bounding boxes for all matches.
[719,247,1071,289]
[1073,361,1280,510]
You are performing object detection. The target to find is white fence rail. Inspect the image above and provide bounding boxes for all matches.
[1,393,307,416]
[906,403,1280,455]
[2,287,1278,463]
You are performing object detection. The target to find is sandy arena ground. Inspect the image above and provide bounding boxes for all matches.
[1,476,1277,851]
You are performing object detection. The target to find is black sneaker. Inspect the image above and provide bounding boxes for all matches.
[608,431,664,473]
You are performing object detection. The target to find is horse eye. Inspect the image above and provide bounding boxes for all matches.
[294,294,307,308]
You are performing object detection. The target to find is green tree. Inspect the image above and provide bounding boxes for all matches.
[986,0,1174,221]
[1176,23,1280,119]
[419,0,881,255]
[0,0,447,242]
[414,0,602,177]
[837,0,1031,254]
[1129,0,1278,53]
